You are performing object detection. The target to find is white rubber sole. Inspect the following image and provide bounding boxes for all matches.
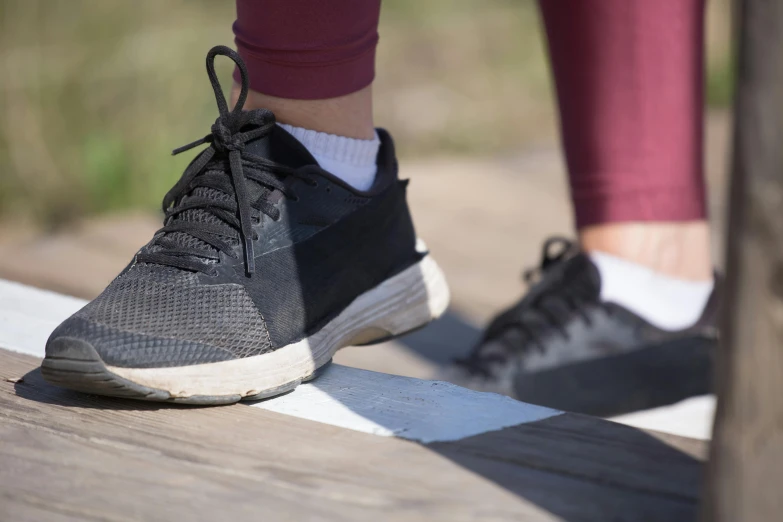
[104,254,450,399]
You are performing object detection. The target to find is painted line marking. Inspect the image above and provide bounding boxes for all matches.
[253,364,561,443]
[0,278,562,442]
[0,279,86,358]
[610,395,715,440]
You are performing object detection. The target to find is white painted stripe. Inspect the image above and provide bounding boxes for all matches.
[0,279,86,358]
[253,364,561,443]
[610,395,716,440]
[0,278,562,442]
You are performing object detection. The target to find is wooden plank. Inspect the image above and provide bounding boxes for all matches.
[701,1,783,521]
[1,348,705,521]
[0,277,714,441]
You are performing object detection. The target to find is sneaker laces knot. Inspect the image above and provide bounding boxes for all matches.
[138,46,304,276]
[210,116,246,154]
[455,237,598,377]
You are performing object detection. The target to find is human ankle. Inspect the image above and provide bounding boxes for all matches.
[579,221,713,281]
[230,83,375,140]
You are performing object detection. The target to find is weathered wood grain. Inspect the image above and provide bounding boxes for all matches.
[702,1,783,521]
[0,348,705,521]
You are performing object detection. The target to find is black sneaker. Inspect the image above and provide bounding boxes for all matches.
[41,46,449,404]
[441,237,718,416]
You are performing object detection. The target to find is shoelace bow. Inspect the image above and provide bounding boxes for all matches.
[137,45,311,275]
[455,237,599,376]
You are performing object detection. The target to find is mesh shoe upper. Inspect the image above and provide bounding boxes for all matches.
[49,265,273,368]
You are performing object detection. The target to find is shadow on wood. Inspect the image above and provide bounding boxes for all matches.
[5,349,705,521]
[429,416,704,521]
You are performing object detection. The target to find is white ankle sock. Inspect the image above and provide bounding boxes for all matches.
[278,123,380,191]
[589,251,714,331]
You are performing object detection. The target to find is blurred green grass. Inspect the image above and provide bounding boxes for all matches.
[0,0,733,228]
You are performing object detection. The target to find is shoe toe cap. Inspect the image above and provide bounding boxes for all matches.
[46,316,237,369]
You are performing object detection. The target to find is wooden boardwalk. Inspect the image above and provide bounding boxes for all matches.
[0,280,706,521]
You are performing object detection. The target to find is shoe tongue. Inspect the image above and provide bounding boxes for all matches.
[560,252,602,294]
[151,123,318,264]
[475,250,602,371]
[526,252,601,302]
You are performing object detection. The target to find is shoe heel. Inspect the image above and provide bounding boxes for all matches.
[346,254,451,346]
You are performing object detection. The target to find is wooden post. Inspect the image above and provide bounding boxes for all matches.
[701,0,783,521]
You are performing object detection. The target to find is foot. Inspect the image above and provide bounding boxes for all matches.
[441,237,718,416]
[41,46,449,404]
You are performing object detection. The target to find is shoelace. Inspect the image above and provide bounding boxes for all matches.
[455,237,600,377]
[136,45,311,275]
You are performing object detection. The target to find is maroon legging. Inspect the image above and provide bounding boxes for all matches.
[233,0,707,228]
